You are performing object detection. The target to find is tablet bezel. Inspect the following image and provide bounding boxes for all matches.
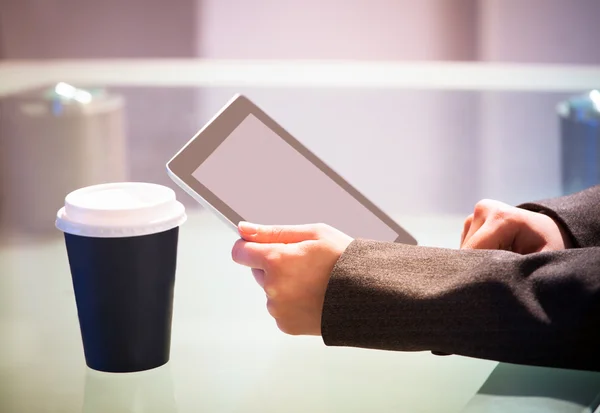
[167,94,417,245]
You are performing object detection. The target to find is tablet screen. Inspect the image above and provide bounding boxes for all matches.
[191,114,399,241]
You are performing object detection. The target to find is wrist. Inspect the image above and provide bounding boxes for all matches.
[539,210,575,249]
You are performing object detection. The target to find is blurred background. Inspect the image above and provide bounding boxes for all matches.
[2,3,600,412]
[1,0,600,239]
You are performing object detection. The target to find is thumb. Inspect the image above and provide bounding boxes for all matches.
[238,222,321,244]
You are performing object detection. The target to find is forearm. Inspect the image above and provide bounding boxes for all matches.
[519,185,600,248]
[322,240,600,371]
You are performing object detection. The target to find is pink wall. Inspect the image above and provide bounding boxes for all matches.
[0,0,202,206]
[0,0,198,58]
[476,0,600,205]
[0,19,4,59]
[479,0,600,65]
[2,0,600,214]
[196,0,600,213]
[197,0,478,61]
[196,0,480,214]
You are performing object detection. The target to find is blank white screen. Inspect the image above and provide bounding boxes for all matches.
[192,114,398,241]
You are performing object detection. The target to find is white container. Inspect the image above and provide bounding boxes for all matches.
[0,86,128,235]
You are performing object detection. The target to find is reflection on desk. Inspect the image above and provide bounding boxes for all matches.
[0,209,598,412]
[464,363,600,413]
[83,364,177,413]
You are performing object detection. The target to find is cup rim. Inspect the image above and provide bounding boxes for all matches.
[56,182,187,238]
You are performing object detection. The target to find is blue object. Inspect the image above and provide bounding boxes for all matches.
[64,228,179,373]
[51,98,64,116]
[557,90,600,195]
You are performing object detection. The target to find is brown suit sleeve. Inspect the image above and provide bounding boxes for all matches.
[322,186,600,372]
[322,242,600,371]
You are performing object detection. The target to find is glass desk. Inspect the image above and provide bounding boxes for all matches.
[1,61,599,412]
[1,211,599,413]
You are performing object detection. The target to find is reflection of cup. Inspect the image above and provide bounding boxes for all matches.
[56,182,186,373]
[82,363,178,413]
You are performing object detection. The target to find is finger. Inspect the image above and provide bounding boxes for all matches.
[231,239,273,269]
[461,214,474,246]
[462,202,492,247]
[238,221,321,244]
[462,214,484,248]
[251,268,265,288]
[462,220,513,251]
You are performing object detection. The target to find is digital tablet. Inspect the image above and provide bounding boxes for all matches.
[166,94,417,244]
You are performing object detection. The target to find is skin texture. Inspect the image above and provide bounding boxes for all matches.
[231,201,571,336]
[232,222,352,335]
[460,199,572,253]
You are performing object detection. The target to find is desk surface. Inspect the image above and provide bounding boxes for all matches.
[1,210,598,413]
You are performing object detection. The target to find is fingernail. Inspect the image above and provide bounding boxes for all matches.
[239,221,258,235]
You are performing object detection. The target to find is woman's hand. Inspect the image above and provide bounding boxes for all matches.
[231,222,353,335]
[461,199,572,253]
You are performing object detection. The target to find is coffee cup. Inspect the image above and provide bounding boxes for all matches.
[56,182,186,372]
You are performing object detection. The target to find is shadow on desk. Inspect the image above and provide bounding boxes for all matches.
[82,363,177,413]
[462,363,600,413]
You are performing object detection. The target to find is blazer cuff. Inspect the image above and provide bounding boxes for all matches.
[319,239,493,354]
[518,185,600,248]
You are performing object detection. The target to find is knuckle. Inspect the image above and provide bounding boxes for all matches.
[251,268,265,286]
[269,226,284,242]
[315,223,329,233]
[266,299,279,319]
[276,319,300,336]
[264,280,278,298]
[464,213,474,226]
[230,239,244,262]
[491,208,506,222]
[264,272,288,298]
[491,204,516,225]
[265,287,278,299]
[474,199,511,223]
[295,242,312,258]
[264,250,283,270]
[474,199,494,216]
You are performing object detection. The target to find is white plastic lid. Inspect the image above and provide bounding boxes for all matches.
[56,182,187,238]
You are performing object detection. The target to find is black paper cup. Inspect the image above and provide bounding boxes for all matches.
[56,182,186,373]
